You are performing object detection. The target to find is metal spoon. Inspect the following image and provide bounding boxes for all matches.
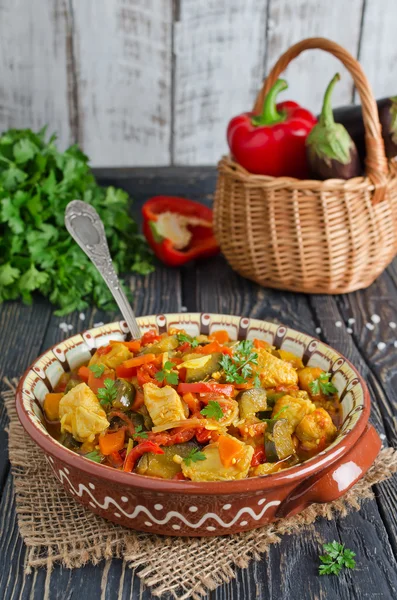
[64,200,141,339]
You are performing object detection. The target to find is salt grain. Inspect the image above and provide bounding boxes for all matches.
[79,313,86,321]
[94,321,104,327]
[315,327,321,334]
[377,342,386,351]
[371,314,380,324]
[346,327,353,334]
[348,318,355,325]
[389,321,396,329]
[366,323,375,331]
[335,321,342,328]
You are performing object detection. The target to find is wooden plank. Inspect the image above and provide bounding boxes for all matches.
[173,0,269,165]
[358,0,397,100]
[71,0,173,167]
[265,0,364,114]
[0,0,72,150]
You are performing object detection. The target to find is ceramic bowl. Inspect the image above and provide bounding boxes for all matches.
[16,313,381,536]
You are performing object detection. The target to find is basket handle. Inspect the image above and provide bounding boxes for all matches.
[253,37,388,204]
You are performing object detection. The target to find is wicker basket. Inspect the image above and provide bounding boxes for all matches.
[214,38,397,294]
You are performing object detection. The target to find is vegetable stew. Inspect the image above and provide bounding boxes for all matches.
[46,330,341,481]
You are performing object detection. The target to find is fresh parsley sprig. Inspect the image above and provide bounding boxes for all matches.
[309,373,338,396]
[177,333,199,348]
[183,447,206,466]
[219,340,259,384]
[132,425,148,440]
[88,364,105,378]
[97,379,118,406]
[85,450,102,463]
[155,361,179,385]
[319,541,356,575]
[200,401,224,421]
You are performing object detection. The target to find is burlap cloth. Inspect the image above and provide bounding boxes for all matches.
[3,377,397,599]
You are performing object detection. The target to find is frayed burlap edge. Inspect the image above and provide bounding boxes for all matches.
[3,377,397,600]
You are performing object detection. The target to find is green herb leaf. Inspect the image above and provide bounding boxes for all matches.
[85,450,102,463]
[183,447,207,466]
[88,364,105,378]
[253,374,261,388]
[309,372,338,396]
[132,425,148,440]
[97,378,118,406]
[0,128,154,313]
[177,333,199,348]
[154,361,179,385]
[200,401,224,421]
[272,405,290,420]
[318,541,356,575]
[219,344,258,385]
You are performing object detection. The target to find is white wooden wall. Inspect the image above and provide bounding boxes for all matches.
[0,0,396,167]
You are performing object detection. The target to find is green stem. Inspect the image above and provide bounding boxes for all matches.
[319,73,340,129]
[251,79,288,126]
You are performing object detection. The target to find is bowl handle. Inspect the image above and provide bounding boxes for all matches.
[276,424,381,519]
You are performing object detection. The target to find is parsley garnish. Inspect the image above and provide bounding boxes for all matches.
[219,340,258,384]
[200,401,224,421]
[253,374,261,388]
[0,128,154,315]
[97,378,118,406]
[272,405,290,420]
[85,450,102,463]
[177,333,199,348]
[88,364,105,378]
[309,373,338,396]
[319,541,356,575]
[132,425,148,440]
[155,361,179,385]
[183,447,207,466]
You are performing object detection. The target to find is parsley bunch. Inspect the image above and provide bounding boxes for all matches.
[309,373,338,396]
[319,541,356,575]
[155,361,179,385]
[200,400,224,420]
[97,379,118,406]
[183,447,206,466]
[0,128,154,315]
[219,340,259,384]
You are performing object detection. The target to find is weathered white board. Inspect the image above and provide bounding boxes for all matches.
[173,0,269,165]
[71,0,173,167]
[358,0,397,101]
[265,0,364,115]
[0,0,72,151]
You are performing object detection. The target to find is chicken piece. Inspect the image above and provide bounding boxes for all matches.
[271,394,316,434]
[89,342,132,370]
[295,408,337,451]
[298,366,325,399]
[256,349,298,388]
[181,439,254,481]
[143,383,186,427]
[59,383,109,443]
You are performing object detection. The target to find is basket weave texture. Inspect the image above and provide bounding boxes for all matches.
[214,38,397,294]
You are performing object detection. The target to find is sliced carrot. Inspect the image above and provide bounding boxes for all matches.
[99,429,125,455]
[183,392,201,414]
[43,392,64,421]
[218,434,244,468]
[234,382,254,390]
[209,330,229,344]
[87,369,115,394]
[78,365,90,383]
[196,340,232,356]
[109,340,141,353]
[122,354,156,368]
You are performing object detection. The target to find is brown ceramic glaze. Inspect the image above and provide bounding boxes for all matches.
[16,313,381,536]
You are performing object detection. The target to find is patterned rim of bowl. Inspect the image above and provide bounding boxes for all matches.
[16,313,370,494]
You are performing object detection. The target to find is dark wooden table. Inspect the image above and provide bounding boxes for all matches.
[1,167,397,600]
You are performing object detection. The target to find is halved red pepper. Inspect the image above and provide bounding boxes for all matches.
[142,196,219,267]
[177,382,234,397]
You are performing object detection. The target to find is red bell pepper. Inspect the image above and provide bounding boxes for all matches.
[227,79,317,178]
[123,440,164,472]
[142,196,219,267]
[177,382,234,397]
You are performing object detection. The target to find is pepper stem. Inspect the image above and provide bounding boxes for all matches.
[251,79,288,126]
[319,73,340,129]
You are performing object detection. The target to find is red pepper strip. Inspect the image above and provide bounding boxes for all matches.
[227,79,317,178]
[123,441,164,472]
[109,451,124,468]
[147,428,196,447]
[97,345,112,356]
[142,196,219,267]
[196,340,232,356]
[173,472,187,481]
[141,330,161,346]
[177,382,234,397]
[251,446,266,467]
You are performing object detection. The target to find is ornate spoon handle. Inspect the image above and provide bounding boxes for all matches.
[64,200,141,339]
